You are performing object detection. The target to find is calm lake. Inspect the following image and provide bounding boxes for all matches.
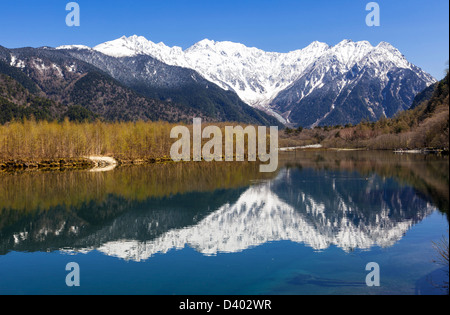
[0,151,448,295]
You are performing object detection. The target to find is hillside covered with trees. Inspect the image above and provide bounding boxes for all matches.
[280,72,449,151]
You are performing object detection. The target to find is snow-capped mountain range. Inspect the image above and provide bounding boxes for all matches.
[57,35,435,126]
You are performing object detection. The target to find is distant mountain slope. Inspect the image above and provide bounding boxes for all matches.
[0,70,61,124]
[61,48,281,126]
[376,72,449,149]
[84,35,435,127]
[0,46,205,123]
[412,72,449,126]
[410,81,439,110]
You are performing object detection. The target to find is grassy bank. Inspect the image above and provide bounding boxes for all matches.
[0,119,176,163]
[0,119,273,170]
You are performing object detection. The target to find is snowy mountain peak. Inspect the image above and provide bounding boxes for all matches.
[195,38,216,46]
[303,41,329,52]
[376,41,397,50]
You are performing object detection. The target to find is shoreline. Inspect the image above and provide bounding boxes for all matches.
[0,156,175,172]
[393,148,449,154]
[1,148,448,173]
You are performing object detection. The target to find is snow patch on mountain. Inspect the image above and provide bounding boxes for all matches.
[9,54,26,69]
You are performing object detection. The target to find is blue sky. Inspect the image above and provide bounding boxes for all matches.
[0,0,448,79]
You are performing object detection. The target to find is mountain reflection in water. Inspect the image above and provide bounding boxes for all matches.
[0,151,448,262]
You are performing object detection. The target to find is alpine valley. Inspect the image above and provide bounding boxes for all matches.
[1,35,436,127]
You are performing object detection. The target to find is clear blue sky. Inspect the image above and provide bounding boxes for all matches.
[0,0,448,79]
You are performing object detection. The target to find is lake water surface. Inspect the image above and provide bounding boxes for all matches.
[0,151,448,295]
